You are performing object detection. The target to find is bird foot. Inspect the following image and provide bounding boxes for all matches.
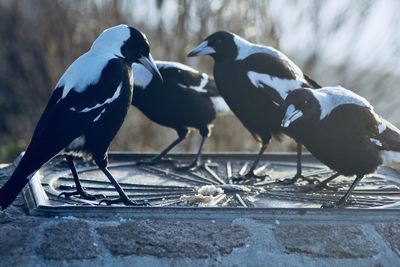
[231,172,268,185]
[303,182,340,192]
[321,199,354,208]
[321,202,339,209]
[278,174,320,185]
[135,158,177,166]
[58,190,105,201]
[98,196,150,206]
[174,161,203,172]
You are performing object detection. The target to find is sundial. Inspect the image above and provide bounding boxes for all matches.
[23,152,400,216]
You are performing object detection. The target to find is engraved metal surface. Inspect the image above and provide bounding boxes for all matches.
[24,152,400,214]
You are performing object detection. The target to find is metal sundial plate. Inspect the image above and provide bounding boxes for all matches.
[25,152,400,212]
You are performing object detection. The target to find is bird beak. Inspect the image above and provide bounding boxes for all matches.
[282,104,303,128]
[138,53,163,82]
[187,41,216,57]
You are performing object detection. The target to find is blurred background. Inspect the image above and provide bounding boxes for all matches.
[1,0,400,162]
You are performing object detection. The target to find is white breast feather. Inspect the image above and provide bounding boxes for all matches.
[312,87,373,120]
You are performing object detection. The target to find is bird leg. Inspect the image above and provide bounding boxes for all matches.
[321,175,363,208]
[98,166,150,206]
[136,135,186,166]
[278,143,319,185]
[231,143,268,184]
[175,136,207,171]
[304,173,341,191]
[58,155,105,200]
[136,129,189,166]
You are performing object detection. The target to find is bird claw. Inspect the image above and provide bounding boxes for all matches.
[303,183,340,192]
[174,161,203,172]
[58,190,105,200]
[321,202,339,209]
[98,197,150,206]
[277,174,320,185]
[135,158,177,166]
[231,172,268,185]
[321,198,354,209]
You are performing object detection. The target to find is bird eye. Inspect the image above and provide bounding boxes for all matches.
[141,46,149,56]
[298,100,308,109]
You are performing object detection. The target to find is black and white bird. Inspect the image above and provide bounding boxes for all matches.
[0,25,162,210]
[131,60,230,170]
[280,86,400,207]
[188,31,321,183]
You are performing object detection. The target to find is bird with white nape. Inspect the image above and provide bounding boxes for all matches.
[0,24,162,210]
[131,60,230,171]
[278,86,400,207]
[188,31,321,184]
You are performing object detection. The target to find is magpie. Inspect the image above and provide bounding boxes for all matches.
[131,60,230,170]
[187,31,321,183]
[280,86,400,207]
[0,25,162,210]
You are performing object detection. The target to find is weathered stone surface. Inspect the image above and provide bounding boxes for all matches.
[0,218,40,256]
[36,220,99,260]
[0,165,36,257]
[0,164,26,216]
[375,222,400,256]
[97,220,250,258]
[274,224,378,258]
[1,162,400,266]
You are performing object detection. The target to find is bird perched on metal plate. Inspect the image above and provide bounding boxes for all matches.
[0,24,162,209]
[131,60,230,170]
[188,31,321,184]
[280,86,400,207]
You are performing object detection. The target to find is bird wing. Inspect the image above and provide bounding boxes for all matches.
[303,74,322,89]
[156,62,231,114]
[157,62,219,97]
[241,52,308,107]
[341,104,400,152]
[370,115,400,151]
[179,72,220,97]
[244,51,304,80]
[24,58,129,171]
[134,60,219,97]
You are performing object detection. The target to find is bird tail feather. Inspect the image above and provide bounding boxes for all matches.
[304,74,322,89]
[380,151,400,170]
[377,118,400,171]
[0,154,38,210]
